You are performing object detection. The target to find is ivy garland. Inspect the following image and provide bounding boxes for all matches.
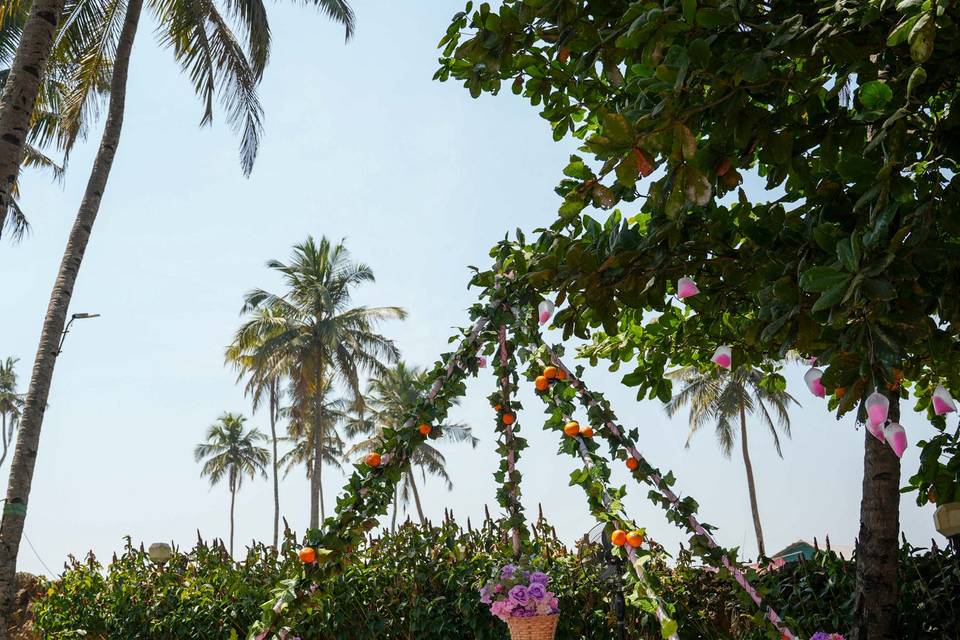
[251,267,797,640]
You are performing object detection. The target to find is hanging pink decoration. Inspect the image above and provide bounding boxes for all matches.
[866,392,889,427]
[866,420,885,442]
[712,346,732,369]
[677,277,699,300]
[477,357,487,368]
[933,385,956,415]
[883,422,907,458]
[804,367,826,398]
[538,300,555,325]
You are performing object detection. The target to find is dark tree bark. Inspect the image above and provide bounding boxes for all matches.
[0,0,67,238]
[408,468,426,527]
[0,0,144,627]
[852,393,901,640]
[269,383,279,548]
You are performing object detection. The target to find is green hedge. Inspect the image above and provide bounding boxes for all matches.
[34,521,960,639]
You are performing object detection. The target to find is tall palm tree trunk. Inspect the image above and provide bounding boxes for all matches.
[0,0,67,237]
[0,414,7,467]
[738,400,765,558]
[309,392,324,529]
[390,484,398,532]
[853,393,901,640]
[229,481,236,557]
[269,384,279,548]
[408,468,426,527]
[0,0,144,622]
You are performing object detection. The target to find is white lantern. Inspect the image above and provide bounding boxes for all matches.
[677,277,699,300]
[711,345,732,369]
[148,542,173,565]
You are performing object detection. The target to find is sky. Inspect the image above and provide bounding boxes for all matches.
[0,0,946,577]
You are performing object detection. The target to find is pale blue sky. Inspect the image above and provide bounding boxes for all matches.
[0,0,943,576]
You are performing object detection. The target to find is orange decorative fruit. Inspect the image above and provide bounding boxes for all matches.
[611,529,627,547]
[626,458,639,471]
[580,426,594,438]
[418,423,432,436]
[543,366,559,380]
[298,547,317,564]
[364,452,382,468]
[556,368,567,381]
[502,412,516,426]
[534,376,549,392]
[626,530,644,548]
[564,421,580,437]
[494,404,502,411]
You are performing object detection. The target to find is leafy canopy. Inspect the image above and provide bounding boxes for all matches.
[437,0,960,503]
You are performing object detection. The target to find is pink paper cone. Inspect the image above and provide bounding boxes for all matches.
[933,385,956,415]
[712,346,732,370]
[804,367,826,398]
[677,277,699,300]
[883,422,907,458]
[538,300,555,325]
[866,392,889,426]
[866,420,886,442]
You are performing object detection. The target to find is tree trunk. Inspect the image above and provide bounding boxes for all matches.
[408,467,426,527]
[739,400,766,558]
[0,414,7,467]
[391,483,398,533]
[0,0,143,624]
[229,481,236,557]
[269,383,279,548]
[852,393,901,640]
[309,394,324,529]
[0,0,67,237]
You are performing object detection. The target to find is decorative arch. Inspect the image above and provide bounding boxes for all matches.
[252,264,798,640]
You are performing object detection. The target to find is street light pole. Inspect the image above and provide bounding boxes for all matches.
[57,312,100,355]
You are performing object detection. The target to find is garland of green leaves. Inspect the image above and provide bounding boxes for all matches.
[251,269,795,640]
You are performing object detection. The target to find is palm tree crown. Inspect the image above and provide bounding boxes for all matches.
[236,236,406,528]
[194,412,269,554]
[665,365,797,558]
[346,362,477,528]
[0,357,24,465]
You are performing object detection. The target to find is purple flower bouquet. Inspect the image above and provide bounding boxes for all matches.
[480,565,559,639]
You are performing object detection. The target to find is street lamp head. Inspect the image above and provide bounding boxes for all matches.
[71,313,101,320]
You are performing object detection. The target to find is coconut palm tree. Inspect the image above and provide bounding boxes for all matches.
[0,358,24,467]
[225,317,286,548]
[194,413,269,556]
[665,365,797,558]
[0,0,356,237]
[346,362,478,528]
[0,0,356,616]
[238,237,405,529]
[279,376,348,521]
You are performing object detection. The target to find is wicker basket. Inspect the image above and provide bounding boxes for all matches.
[506,614,559,640]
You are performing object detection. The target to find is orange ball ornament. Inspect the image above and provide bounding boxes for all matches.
[543,366,559,380]
[626,458,639,471]
[298,547,317,564]
[556,368,567,381]
[364,452,382,468]
[418,423,432,436]
[534,376,549,392]
[563,421,580,437]
[502,412,516,426]
[626,530,644,548]
[611,529,627,546]
[580,426,594,438]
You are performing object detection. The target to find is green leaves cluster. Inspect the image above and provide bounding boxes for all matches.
[437,0,960,504]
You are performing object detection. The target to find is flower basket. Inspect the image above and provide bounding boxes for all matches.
[506,614,559,640]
